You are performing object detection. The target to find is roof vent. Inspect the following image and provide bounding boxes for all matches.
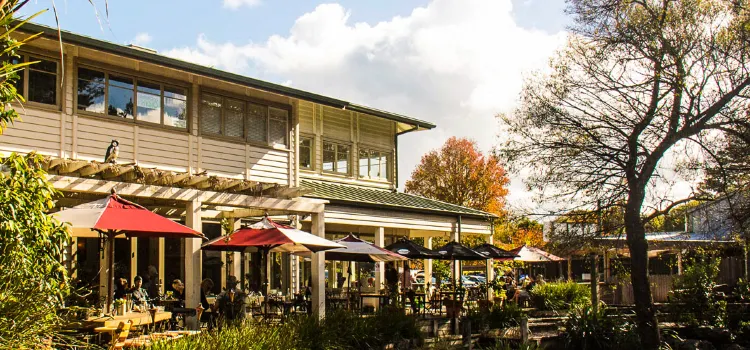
[128,44,157,54]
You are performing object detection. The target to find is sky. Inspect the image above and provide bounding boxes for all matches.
[20,0,571,211]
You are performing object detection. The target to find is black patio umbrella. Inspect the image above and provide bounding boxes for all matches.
[384,237,442,259]
[473,243,518,260]
[473,243,518,300]
[433,241,486,306]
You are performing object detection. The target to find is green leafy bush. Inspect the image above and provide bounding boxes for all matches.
[669,255,726,327]
[530,281,591,311]
[147,308,422,350]
[561,304,639,350]
[467,302,524,332]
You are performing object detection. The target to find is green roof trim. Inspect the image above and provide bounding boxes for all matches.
[301,179,498,220]
[20,22,436,131]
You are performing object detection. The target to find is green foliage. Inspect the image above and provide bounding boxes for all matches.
[530,281,591,311]
[669,255,726,327]
[736,278,750,301]
[467,302,523,333]
[147,309,422,350]
[561,304,639,350]
[0,152,71,348]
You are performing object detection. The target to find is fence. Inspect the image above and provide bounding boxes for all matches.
[615,274,673,305]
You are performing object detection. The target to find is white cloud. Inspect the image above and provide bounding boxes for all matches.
[164,0,566,208]
[223,0,261,9]
[132,32,152,46]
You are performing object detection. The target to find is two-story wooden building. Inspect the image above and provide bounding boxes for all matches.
[1,23,496,320]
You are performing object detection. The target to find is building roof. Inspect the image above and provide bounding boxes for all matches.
[597,231,735,244]
[300,179,497,220]
[19,22,436,133]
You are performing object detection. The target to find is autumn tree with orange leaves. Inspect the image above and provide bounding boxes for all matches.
[405,137,510,216]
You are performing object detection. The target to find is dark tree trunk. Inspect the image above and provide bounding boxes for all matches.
[625,200,660,349]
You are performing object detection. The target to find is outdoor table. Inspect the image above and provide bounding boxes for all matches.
[359,293,390,312]
[326,296,349,310]
[83,311,172,329]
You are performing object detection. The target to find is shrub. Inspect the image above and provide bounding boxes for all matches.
[561,304,639,350]
[147,308,422,350]
[530,281,591,311]
[468,302,524,333]
[669,255,726,327]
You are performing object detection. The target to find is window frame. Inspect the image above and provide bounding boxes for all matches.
[11,51,62,110]
[321,140,351,175]
[358,146,392,181]
[198,89,292,150]
[299,135,315,171]
[74,61,190,132]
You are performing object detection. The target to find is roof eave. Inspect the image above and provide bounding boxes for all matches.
[308,196,497,221]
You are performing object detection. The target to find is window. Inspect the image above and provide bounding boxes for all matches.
[323,142,349,174]
[359,149,391,180]
[77,66,187,129]
[7,54,59,106]
[299,137,313,169]
[199,92,290,147]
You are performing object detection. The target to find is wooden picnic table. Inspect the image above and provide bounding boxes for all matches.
[84,311,172,329]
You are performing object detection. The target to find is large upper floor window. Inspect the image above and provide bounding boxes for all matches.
[200,92,289,147]
[77,66,187,129]
[9,54,59,106]
[322,141,349,174]
[359,149,391,180]
[299,137,313,169]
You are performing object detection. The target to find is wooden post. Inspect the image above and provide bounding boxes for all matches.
[462,317,472,349]
[100,237,112,312]
[184,199,202,329]
[424,236,433,300]
[130,237,138,284]
[521,317,529,343]
[590,254,598,313]
[567,256,573,281]
[158,238,165,295]
[486,235,494,300]
[311,212,326,319]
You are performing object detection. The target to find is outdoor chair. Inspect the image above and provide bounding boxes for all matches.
[427,290,443,315]
[107,320,133,350]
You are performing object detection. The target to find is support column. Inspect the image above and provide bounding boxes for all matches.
[184,199,202,329]
[374,227,385,291]
[452,228,460,287]
[282,253,291,294]
[290,254,300,294]
[486,235,494,300]
[677,250,683,275]
[311,212,326,319]
[603,250,611,282]
[424,236,433,298]
[100,238,112,310]
[567,256,573,281]
[130,238,138,284]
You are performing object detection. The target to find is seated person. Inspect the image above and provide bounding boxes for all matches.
[216,283,246,326]
[513,276,534,304]
[113,277,129,300]
[130,276,150,309]
[200,278,215,329]
[171,279,186,307]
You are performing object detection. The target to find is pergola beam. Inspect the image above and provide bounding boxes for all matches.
[47,175,326,213]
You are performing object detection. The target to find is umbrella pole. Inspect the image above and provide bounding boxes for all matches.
[106,230,115,314]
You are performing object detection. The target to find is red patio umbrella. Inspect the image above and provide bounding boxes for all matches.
[201,216,343,313]
[54,191,205,313]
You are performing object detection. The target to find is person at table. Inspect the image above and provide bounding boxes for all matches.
[216,281,246,327]
[131,275,150,310]
[113,277,129,300]
[200,278,216,329]
[171,279,185,307]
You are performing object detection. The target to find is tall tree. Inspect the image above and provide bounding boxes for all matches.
[405,137,510,215]
[500,1,750,348]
